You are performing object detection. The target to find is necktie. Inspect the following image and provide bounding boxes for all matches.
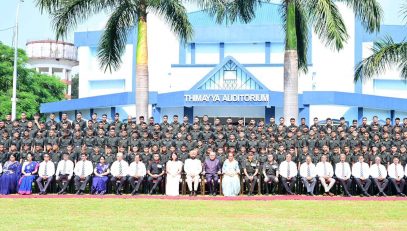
[360,163,364,178]
[62,160,67,175]
[307,165,310,177]
[81,161,85,176]
[119,161,123,175]
[287,162,290,177]
[342,163,345,178]
[44,162,48,176]
[323,162,327,176]
[378,165,382,177]
[395,164,398,178]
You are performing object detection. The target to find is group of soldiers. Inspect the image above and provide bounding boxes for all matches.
[0,111,407,196]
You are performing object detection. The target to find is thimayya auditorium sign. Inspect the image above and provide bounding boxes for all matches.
[184,94,269,103]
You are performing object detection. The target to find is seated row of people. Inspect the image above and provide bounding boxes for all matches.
[0,151,406,197]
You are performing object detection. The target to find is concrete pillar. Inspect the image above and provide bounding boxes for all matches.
[48,67,52,76]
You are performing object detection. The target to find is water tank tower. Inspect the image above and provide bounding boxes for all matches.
[26,40,79,99]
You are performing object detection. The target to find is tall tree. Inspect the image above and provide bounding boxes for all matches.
[36,0,193,119]
[355,2,407,81]
[0,42,66,119]
[198,0,382,123]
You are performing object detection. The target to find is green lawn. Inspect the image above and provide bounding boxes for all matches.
[0,199,405,230]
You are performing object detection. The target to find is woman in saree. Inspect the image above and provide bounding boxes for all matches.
[0,154,22,195]
[18,153,39,195]
[222,152,240,196]
[91,156,110,195]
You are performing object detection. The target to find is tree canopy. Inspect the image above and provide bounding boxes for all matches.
[0,42,66,120]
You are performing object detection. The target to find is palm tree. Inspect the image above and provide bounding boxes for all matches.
[355,3,407,81]
[198,0,382,123]
[36,0,193,119]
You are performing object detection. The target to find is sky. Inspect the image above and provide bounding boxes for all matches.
[0,0,405,48]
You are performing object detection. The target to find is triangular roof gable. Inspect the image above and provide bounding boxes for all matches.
[190,56,269,91]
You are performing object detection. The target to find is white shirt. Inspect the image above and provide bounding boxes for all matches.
[184,158,202,176]
[74,160,93,177]
[110,160,130,177]
[299,162,316,178]
[316,161,334,178]
[0,163,2,173]
[370,163,388,178]
[352,162,370,178]
[279,161,297,178]
[335,162,351,179]
[388,163,405,179]
[38,161,55,177]
[55,159,74,179]
[128,161,147,177]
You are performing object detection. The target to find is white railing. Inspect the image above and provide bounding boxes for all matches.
[26,41,78,61]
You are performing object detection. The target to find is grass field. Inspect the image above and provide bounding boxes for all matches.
[0,198,406,230]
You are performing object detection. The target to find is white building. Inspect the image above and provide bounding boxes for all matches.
[40,2,407,124]
[26,40,79,99]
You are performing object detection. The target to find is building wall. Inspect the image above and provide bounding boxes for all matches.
[160,107,185,122]
[310,3,356,93]
[193,106,265,118]
[309,105,358,122]
[362,108,391,123]
[77,44,134,98]
[361,42,407,99]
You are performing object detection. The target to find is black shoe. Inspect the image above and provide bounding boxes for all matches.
[194,191,198,196]
[399,193,406,197]
[148,191,153,195]
[212,192,216,196]
[189,191,193,196]
[131,190,136,196]
[375,193,381,197]
[310,192,315,196]
[247,192,251,196]
[381,192,387,197]
[62,191,67,195]
[75,190,81,195]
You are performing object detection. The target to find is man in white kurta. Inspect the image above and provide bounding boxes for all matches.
[184,150,202,196]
